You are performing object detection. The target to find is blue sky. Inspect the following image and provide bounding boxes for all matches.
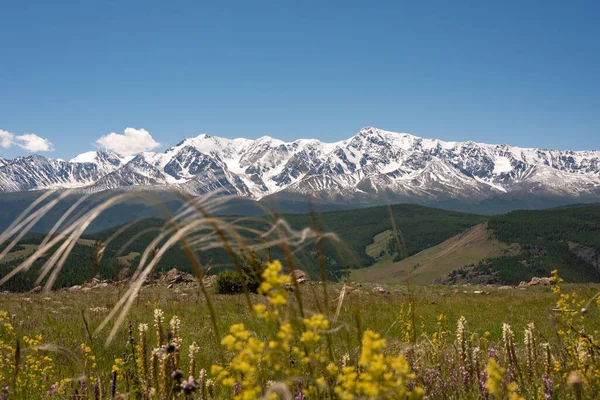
[1,0,599,159]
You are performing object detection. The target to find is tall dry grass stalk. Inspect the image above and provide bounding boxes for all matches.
[0,189,342,344]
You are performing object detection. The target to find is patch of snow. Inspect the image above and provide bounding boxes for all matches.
[493,156,512,174]
[70,151,98,164]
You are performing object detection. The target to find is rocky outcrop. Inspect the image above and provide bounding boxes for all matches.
[568,242,600,272]
[29,286,43,293]
[64,268,216,292]
[290,270,311,284]
[519,277,555,287]
[158,268,195,285]
[372,286,391,295]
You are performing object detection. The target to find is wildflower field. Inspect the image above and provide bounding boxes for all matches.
[1,266,600,399]
[1,193,600,399]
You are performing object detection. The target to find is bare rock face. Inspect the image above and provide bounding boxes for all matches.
[568,242,600,271]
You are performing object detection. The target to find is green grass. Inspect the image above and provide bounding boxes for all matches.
[365,229,397,266]
[351,223,509,284]
[0,203,487,292]
[2,282,598,378]
[0,244,38,264]
[352,204,600,285]
[0,238,96,265]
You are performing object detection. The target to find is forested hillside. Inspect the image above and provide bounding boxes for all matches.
[350,203,600,286]
[0,204,485,292]
[443,204,600,285]
[480,204,600,283]
[6,202,599,292]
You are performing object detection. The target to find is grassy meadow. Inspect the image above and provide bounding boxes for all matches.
[2,277,600,399]
[352,223,509,285]
[2,196,600,399]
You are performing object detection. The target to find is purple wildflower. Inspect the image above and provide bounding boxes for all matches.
[542,372,553,400]
[171,369,184,381]
[479,370,489,400]
[94,381,101,400]
[1,383,9,400]
[233,382,242,396]
[181,376,198,395]
[294,379,305,400]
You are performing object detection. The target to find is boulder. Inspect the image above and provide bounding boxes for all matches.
[373,286,390,295]
[94,282,109,289]
[159,268,195,285]
[291,270,311,284]
[526,277,554,286]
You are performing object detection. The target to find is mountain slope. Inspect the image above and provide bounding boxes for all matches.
[350,223,509,285]
[0,203,485,291]
[351,204,600,285]
[1,127,600,212]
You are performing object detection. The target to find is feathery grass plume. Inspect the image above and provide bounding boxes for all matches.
[188,342,199,379]
[153,309,165,347]
[472,346,482,389]
[196,369,213,400]
[542,342,552,377]
[524,322,537,378]
[502,323,519,380]
[159,351,170,397]
[169,315,182,368]
[137,323,149,394]
[456,316,471,389]
[150,348,159,395]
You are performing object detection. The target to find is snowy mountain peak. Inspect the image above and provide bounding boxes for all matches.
[1,127,599,205]
[70,151,101,164]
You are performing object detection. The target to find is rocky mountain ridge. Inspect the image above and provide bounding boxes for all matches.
[1,127,599,205]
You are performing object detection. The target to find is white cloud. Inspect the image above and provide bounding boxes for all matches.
[96,127,160,156]
[0,130,13,149]
[15,134,54,152]
[0,129,54,152]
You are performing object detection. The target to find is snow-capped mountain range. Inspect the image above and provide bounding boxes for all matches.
[1,127,599,205]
